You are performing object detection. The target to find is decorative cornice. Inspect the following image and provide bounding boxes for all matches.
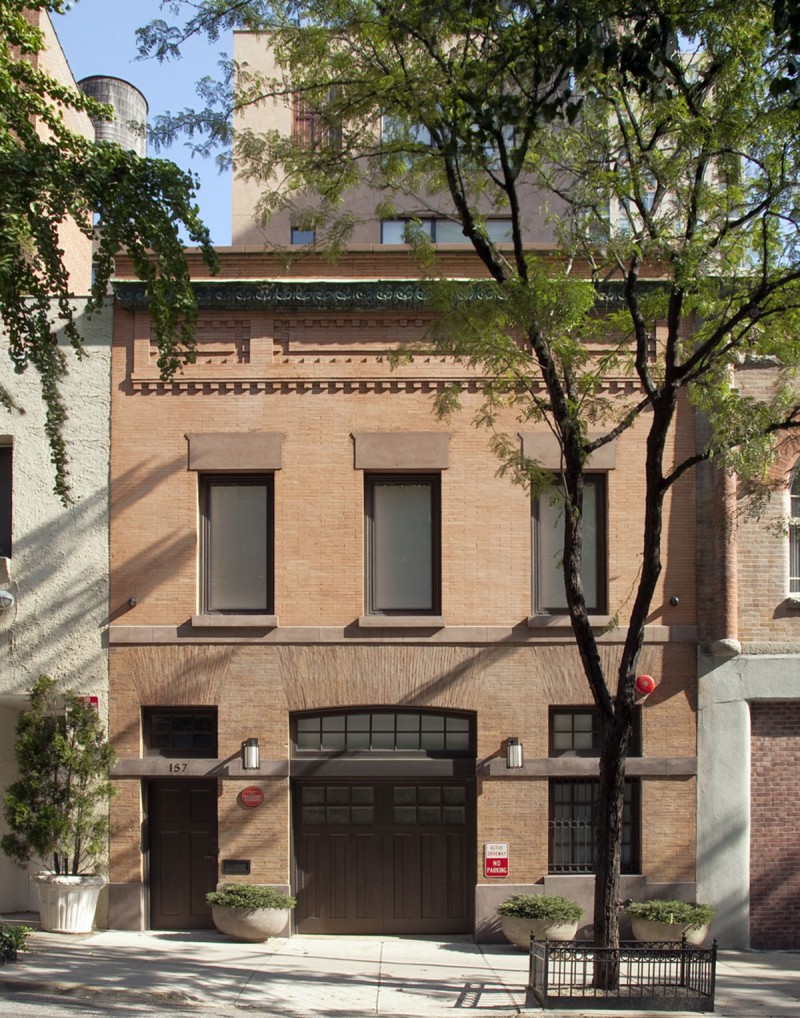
[113,277,648,313]
[114,279,436,312]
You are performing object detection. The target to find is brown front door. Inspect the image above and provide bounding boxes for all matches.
[148,779,218,930]
[293,779,474,934]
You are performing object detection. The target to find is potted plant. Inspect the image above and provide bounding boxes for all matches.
[0,922,33,964]
[626,899,715,945]
[497,893,584,948]
[207,883,296,942]
[1,676,116,933]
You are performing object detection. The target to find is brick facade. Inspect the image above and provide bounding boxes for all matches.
[106,250,700,935]
[749,701,800,948]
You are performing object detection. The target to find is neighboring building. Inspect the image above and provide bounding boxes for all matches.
[0,12,145,919]
[697,362,800,949]
[106,243,700,936]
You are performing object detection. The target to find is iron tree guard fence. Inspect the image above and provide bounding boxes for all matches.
[528,938,717,1012]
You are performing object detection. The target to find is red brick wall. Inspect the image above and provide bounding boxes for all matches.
[750,701,800,948]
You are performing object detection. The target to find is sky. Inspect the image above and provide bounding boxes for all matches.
[55,0,233,246]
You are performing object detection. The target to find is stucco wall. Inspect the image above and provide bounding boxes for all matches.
[0,302,111,911]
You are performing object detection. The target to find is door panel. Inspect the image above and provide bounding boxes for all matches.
[294,780,473,934]
[149,779,218,930]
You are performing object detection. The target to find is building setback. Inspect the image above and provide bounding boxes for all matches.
[106,248,699,937]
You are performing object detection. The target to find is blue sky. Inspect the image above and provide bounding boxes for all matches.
[55,0,233,245]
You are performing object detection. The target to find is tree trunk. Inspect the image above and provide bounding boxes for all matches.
[592,705,632,989]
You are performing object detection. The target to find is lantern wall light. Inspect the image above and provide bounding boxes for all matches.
[242,737,260,770]
[506,736,524,769]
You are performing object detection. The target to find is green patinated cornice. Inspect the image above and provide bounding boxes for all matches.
[112,277,642,312]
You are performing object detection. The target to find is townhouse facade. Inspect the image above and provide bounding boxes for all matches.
[106,245,700,938]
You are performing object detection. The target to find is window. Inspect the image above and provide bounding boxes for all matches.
[292,93,341,149]
[0,445,10,558]
[293,710,472,755]
[549,779,640,874]
[365,474,440,615]
[534,474,606,614]
[290,227,316,245]
[548,708,640,873]
[380,218,512,245]
[790,472,800,593]
[201,475,273,613]
[143,708,218,758]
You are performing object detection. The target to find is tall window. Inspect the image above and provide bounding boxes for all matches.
[790,472,800,592]
[548,708,640,874]
[201,475,272,613]
[534,474,606,613]
[366,474,440,614]
[0,445,10,558]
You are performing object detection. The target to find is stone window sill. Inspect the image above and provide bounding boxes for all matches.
[357,615,445,629]
[191,614,278,629]
[527,614,615,629]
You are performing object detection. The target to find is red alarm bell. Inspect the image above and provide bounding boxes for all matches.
[634,674,657,700]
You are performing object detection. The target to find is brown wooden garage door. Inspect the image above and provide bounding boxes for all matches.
[293,778,474,934]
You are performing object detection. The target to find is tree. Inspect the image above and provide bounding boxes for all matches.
[0,0,218,502]
[1,675,116,875]
[140,0,800,980]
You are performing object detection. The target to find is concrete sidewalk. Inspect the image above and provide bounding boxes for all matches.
[0,925,798,1016]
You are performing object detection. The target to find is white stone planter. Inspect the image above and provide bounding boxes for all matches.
[211,905,291,942]
[631,918,710,945]
[500,914,579,949]
[34,873,106,934]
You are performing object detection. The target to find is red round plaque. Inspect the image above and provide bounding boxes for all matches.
[240,785,265,808]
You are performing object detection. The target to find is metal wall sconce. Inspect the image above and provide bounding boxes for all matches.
[0,590,15,611]
[242,737,260,770]
[506,737,523,769]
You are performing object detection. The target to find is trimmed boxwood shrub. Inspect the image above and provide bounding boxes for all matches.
[625,899,714,930]
[497,894,584,922]
[206,884,296,910]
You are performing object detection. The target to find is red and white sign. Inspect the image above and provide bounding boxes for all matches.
[240,786,265,808]
[484,842,509,878]
[77,695,99,711]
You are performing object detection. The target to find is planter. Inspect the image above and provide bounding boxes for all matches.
[631,917,710,945]
[34,873,106,934]
[500,914,578,949]
[211,904,291,942]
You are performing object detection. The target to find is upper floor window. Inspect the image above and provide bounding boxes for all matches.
[292,93,341,150]
[201,474,273,614]
[534,474,606,614]
[0,445,10,558]
[790,472,800,593]
[380,217,511,245]
[290,227,316,245]
[365,474,440,615]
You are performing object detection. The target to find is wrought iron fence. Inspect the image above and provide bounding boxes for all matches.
[528,939,717,1012]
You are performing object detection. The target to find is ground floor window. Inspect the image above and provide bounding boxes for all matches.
[548,778,640,874]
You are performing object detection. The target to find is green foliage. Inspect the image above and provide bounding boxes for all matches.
[497,894,584,922]
[625,899,715,930]
[206,884,297,910]
[1,675,116,876]
[0,922,33,961]
[0,0,218,502]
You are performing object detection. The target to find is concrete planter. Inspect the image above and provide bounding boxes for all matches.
[500,915,579,949]
[631,918,710,945]
[211,904,291,942]
[34,873,106,934]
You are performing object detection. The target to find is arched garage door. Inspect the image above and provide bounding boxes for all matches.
[292,709,475,935]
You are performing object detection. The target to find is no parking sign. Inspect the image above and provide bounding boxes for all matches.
[484,842,509,878]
